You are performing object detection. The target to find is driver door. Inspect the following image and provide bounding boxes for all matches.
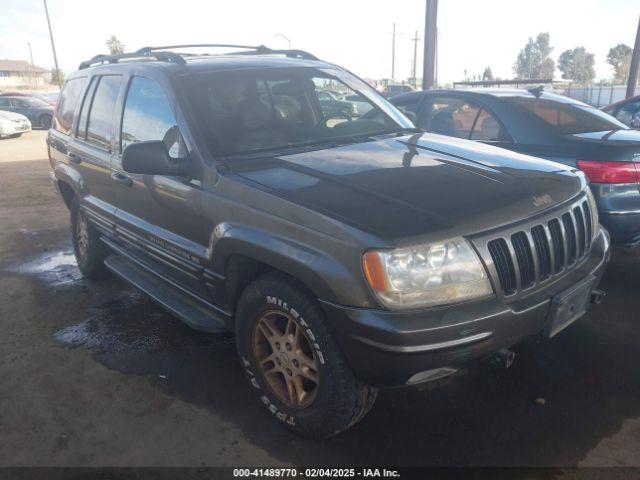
[111,75,209,297]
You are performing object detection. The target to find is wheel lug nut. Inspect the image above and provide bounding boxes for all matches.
[275,342,281,350]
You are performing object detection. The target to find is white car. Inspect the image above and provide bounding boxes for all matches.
[0,110,32,138]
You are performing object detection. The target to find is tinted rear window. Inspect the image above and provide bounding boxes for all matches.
[504,97,627,134]
[54,77,88,134]
[86,75,123,149]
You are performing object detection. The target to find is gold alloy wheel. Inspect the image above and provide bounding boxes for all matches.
[252,310,320,408]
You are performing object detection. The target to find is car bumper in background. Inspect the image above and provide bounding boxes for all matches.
[0,122,31,137]
[321,229,610,387]
[591,182,640,246]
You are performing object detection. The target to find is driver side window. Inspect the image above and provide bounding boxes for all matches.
[121,77,182,158]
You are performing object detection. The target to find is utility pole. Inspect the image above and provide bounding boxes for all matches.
[411,31,420,88]
[391,22,396,81]
[627,14,640,99]
[27,42,35,89]
[43,0,62,88]
[422,0,438,90]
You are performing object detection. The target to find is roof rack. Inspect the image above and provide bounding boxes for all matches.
[79,44,319,70]
[136,44,319,61]
[78,51,186,70]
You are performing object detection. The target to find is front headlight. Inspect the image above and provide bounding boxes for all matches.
[585,187,599,239]
[362,237,493,310]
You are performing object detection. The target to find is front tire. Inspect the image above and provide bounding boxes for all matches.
[235,272,377,439]
[70,198,109,279]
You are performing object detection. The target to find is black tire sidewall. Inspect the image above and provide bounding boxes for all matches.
[40,114,53,129]
[236,275,359,438]
[70,198,107,278]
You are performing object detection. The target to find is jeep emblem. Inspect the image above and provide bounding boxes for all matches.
[533,194,552,207]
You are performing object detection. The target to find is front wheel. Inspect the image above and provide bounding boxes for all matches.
[235,272,377,439]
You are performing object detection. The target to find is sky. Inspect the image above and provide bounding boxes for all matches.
[1,0,638,85]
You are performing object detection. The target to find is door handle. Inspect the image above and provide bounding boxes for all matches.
[111,171,133,187]
[68,152,81,164]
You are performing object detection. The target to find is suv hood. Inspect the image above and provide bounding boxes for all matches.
[232,132,583,242]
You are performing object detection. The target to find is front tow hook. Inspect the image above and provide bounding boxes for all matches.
[490,348,516,369]
[591,289,606,305]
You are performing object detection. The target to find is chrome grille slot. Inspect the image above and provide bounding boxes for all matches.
[548,219,565,272]
[531,225,551,280]
[581,201,592,249]
[573,206,586,256]
[562,212,577,265]
[511,232,535,289]
[487,238,516,295]
[480,195,594,297]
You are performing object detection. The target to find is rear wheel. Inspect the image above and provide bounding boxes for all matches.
[235,272,377,439]
[70,198,109,279]
[39,114,53,129]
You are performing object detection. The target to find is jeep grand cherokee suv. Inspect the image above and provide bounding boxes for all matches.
[48,45,610,439]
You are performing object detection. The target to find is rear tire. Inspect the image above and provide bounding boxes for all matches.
[235,272,377,439]
[70,198,109,279]
[40,114,53,130]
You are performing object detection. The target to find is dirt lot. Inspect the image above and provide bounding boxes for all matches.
[1,131,640,472]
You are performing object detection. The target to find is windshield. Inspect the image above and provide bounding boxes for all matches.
[504,96,628,135]
[21,97,49,107]
[181,67,413,158]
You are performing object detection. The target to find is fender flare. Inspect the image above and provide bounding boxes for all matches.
[209,223,362,305]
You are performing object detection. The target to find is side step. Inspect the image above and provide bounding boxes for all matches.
[104,254,228,333]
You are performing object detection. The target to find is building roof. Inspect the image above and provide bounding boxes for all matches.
[0,60,49,74]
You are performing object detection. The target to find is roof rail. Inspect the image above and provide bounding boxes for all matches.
[78,51,186,70]
[79,44,320,70]
[136,44,319,61]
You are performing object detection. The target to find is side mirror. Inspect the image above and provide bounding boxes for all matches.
[122,140,187,176]
[631,113,640,129]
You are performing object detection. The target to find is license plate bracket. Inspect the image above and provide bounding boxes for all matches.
[545,275,595,338]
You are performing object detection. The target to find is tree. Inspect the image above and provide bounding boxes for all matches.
[482,66,494,82]
[106,36,125,55]
[513,32,555,80]
[607,43,633,83]
[558,47,595,83]
[50,67,64,85]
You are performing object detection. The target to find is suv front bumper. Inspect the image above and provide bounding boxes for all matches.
[321,228,610,387]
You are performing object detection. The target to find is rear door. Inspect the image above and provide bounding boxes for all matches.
[110,74,208,297]
[69,74,124,230]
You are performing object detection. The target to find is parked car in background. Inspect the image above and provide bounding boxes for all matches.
[341,93,374,117]
[390,88,640,247]
[0,91,57,106]
[602,94,640,128]
[382,84,414,98]
[0,95,54,129]
[0,110,31,138]
[49,45,608,439]
[316,89,357,118]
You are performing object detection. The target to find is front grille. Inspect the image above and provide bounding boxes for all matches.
[485,198,593,296]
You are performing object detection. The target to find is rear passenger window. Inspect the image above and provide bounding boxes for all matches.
[470,109,505,141]
[423,98,480,139]
[86,75,122,150]
[53,77,88,135]
[76,77,97,140]
[121,77,180,157]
